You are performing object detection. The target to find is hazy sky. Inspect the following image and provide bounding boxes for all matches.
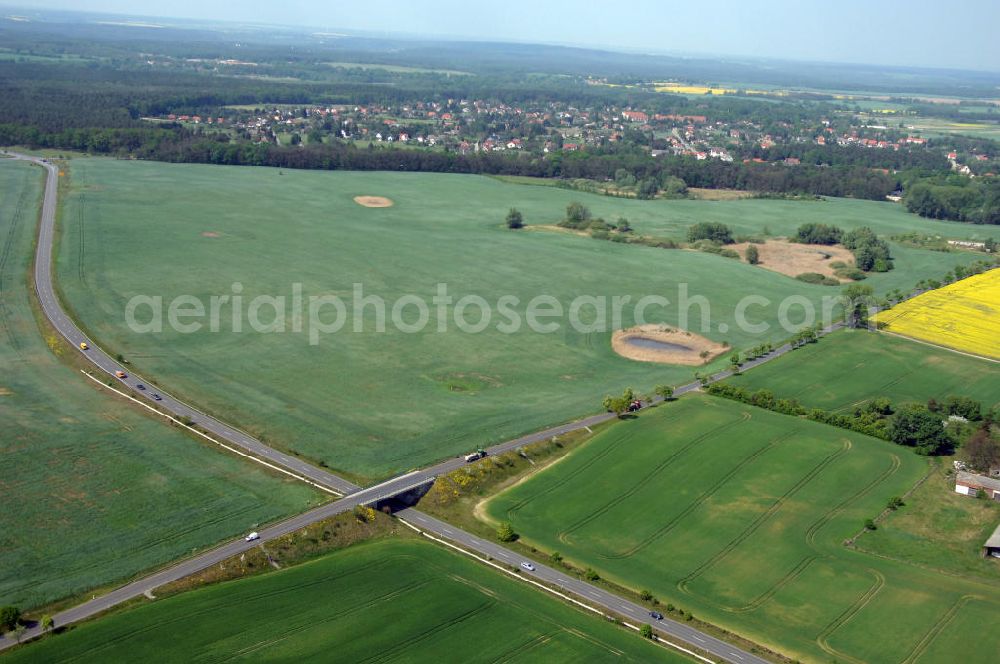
[17,0,1000,71]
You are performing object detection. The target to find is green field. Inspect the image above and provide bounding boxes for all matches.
[54,159,990,480]
[6,538,689,663]
[726,329,1000,413]
[0,159,319,609]
[858,459,1000,582]
[484,395,1000,662]
[904,116,1000,140]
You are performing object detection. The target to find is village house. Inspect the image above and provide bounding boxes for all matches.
[955,471,1000,501]
[983,523,1000,559]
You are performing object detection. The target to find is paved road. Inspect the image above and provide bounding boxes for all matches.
[3,151,801,661]
[399,510,770,664]
[11,152,360,497]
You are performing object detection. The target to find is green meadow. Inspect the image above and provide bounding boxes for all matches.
[484,395,1000,663]
[0,159,319,609]
[55,159,987,479]
[6,538,689,663]
[726,328,1000,412]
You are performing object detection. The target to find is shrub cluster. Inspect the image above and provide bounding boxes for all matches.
[795,272,840,286]
[793,223,842,245]
[687,222,734,244]
[842,226,894,272]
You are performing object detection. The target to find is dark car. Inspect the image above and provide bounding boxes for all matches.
[152,393,162,401]
[136,384,146,391]
[649,611,664,620]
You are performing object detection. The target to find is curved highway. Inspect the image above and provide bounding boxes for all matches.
[17,153,359,496]
[3,151,776,663]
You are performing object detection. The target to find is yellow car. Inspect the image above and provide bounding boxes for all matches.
[79,341,89,350]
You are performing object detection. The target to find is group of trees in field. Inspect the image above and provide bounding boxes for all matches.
[505,208,524,229]
[842,227,894,272]
[792,223,842,245]
[687,222,734,244]
[792,223,893,272]
[965,428,1000,473]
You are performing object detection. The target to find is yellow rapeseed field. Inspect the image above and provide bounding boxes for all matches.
[875,269,1000,359]
[652,83,780,96]
[654,83,736,95]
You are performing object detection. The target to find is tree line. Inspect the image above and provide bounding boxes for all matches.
[904,177,1000,225]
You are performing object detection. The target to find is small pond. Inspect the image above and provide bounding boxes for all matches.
[623,337,692,352]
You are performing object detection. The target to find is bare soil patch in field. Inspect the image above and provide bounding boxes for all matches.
[686,187,754,200]
[201,231,221,238]
[353,195,394,208]
[612,324,727,365]
[730,239,854,281]
[525,224,590,238]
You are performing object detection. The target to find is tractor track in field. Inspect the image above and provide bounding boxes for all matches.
[900,594,977,664]
[0,183,29,353]
[600,430,784,560]
[726,555,821,614]
[804,452,901,546]
[677,439,852,594]
[76,192,88,286]
[500,410,688,521]
[557,411,752,546]
[356,599,497,664]
[714,452,903,614]
[815,568,886,664]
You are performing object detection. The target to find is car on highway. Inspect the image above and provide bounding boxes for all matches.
[79,341,88,350]
[650,611,664,620]
[152,393,162,401]
[136,384,146,391]
[245,532,260,542]
[114,370,127,379]
[520,561,535,572]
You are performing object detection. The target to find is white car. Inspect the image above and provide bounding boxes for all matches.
[245,531,260,542]
[520,561,535,572]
